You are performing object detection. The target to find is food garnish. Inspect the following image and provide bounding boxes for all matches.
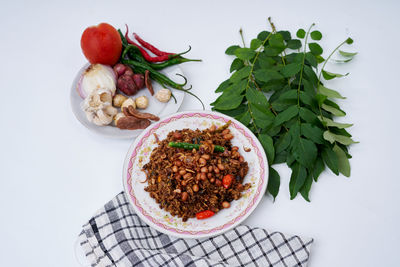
[168,142,225,153]
[211,18,358,201]
[196,210,215,220]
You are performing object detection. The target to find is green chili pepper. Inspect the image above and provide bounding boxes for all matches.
[168,142,225,152]
[216,120,232,133]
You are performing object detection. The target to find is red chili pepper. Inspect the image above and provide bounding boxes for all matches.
[222,174,234,189]
[133,32,173,56]
[125,25,192,63]
[196,210,215,220]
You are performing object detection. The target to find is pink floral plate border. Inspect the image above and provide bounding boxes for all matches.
[123,111,268,238]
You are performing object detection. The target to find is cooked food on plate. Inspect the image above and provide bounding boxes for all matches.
[142,122,251,221]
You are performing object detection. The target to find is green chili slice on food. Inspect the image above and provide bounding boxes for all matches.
[168,142,225,152]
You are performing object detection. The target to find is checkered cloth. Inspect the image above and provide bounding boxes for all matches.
[79,192,313,267]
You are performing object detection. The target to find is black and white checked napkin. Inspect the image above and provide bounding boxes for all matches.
[79,192,313,267]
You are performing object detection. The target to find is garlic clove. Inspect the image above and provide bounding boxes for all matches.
[105,105,118,116]
[96,109,113,125]
[155,88,172,103]
[135,95,149,109]
[121,98,136,110]
[113,94,127,107]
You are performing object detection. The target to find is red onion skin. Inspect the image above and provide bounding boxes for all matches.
[113,63,127,78]
[133,74,145,89]
[124,66,134,76]
[117,74,137,95]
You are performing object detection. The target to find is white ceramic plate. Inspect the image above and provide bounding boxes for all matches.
[70,63,185,139]
[123,111,268,238]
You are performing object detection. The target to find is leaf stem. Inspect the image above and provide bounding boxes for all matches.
[317,39,349,84]
[297,23,315,107]
[316,38,349,128]
[245,31,273,135]
[239,28,246,47]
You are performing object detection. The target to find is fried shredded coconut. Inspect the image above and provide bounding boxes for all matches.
[142,125,251,222]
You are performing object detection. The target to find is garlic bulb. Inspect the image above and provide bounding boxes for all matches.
[82,89,117,126]
[78,64,116,98]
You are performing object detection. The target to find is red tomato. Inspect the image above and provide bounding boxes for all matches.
[222,174,234,189]
[80,23,122,65]
[196,210,215,220]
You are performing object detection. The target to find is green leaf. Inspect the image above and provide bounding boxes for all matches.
[235,48,256,60]
[254,69,284,83]
[275,132,291,154]
[305,52,317,68]
[317,116,353,129]
[309,43,323,55]
[299,107,318,123]
[303,65,319,86]
[318,84,345,99]
[277,30,291,41]
[259,134,275,165]
[274,150,287,164]
[339,50,358,57]
[316,94,327,105]
[322,146,339,175]
[289,162,307,199]
[225,45,240,55]
[299,91,313,106]
[269,33,285,49]
[287,39,302,49]
[246,86,269,106]
[235,111,251,126]
[322,70,349,80]
[322,103,346,116]
[221,80,247,96]
[278,90,298,101]
[291,137,318,168]
[274,105,299,126]
[333,144,351,177]
[257,31,271,41]
[250,38,262,50]
[310,30,322,40]
[300,174,313,202]
[230,58,244,73]
[230,66,251,83]
[212,93,244,110]
[250,103,274,128]
[263,47,282,56]
[301,123,324,144]
[316,55,325,63]
[312,157,325,181]
[267,167,280,200]
[323,131,357,145]
[215,79,231,93]
[257,53,276,69]
[296,29,306,38]
[346,37,354,44]
[281,63,302,77]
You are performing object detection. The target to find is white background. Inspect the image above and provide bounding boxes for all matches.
[1,0,399,266]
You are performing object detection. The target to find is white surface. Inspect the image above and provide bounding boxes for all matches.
[122,111,268,239]
[0,0,399,266]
